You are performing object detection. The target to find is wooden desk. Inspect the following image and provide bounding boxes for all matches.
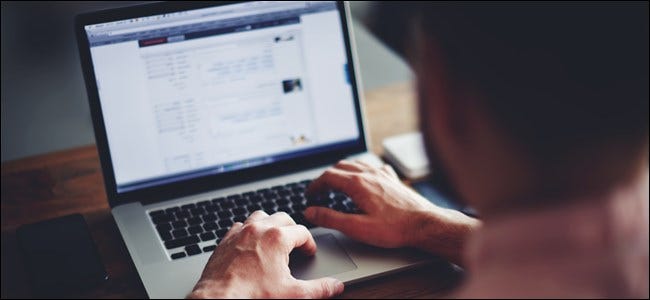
[1,82,461,298]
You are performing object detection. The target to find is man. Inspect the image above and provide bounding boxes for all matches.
[189,2,648,298]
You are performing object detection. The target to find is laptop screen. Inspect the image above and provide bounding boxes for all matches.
[83,2,361,193]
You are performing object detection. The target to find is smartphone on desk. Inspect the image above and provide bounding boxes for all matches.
[16,214,108,296]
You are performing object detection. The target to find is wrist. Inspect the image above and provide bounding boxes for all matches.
[188,277,242,299]
[409,209,480,266]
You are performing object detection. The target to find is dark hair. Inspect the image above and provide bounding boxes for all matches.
[367,2,648,160]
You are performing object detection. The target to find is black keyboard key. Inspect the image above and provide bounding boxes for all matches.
[256,188,271,194]
[276,197,290,205]
[292,203,306,212]
[172,220,188,229]
[215,228,228,238]
[232,207,247,216]
[249,195,263,203]
[203,245,216,252]
[159,231,173,241]
[234,197,249,206]
[197,200,211,207]
[200,231,216,241]
[247,204,262,212]
[291,213,315,229]
[203,213,217,222]
[290,212,304,223]
[242,191,256,198]
[262,191,277,199]
[217,210,233,219]
[175,210,190,219]
[188,225,203,235]
[271,185,285,191]
[277,189,291,197]
[187,217,202,225]
[205,204,219,212]
[171,252,186,260]
[157,226,171,238]
[203,222,218,231]
[149,210,165,217]
[310,195,334,207]
[221,201,235,209]
[218,219,233,228]
[233,215,247,223]
[165,235,199,249]
[277,206,293,214]
[172,228,189,238]
[190,207,205,216]
[333,193,348,202]
[165,207,181,214]
[216,238,222,245]
[157,223,172,232]
[181,203,196,210]
[290,195,304,203]
[199,209,212,217]
[261,202,276,211]
[185,244,202,256]
[291,186,306,194]
[151,214,171,224]
[211,197,226,204]
[333,203,347,212]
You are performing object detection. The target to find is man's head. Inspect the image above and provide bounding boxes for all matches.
[366,2,649,214]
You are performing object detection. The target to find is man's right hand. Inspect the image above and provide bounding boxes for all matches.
[304,160,479,265]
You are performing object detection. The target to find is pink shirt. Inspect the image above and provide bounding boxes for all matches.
[457,172,649,298]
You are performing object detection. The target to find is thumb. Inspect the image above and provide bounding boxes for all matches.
[304,207,372,242]
[298,277,344,298]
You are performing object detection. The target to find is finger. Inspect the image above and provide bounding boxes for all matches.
[258,211,296,227]
[333,160,364,172]
[223,222,243,240]
[296,278,345,298]
[281,225,317,255]
[245,210,268,224]
[303,207,375,244]
[306,168,355,196]
[382,164,399,179]
[354,159,376,171]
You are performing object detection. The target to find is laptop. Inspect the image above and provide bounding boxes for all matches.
[76,1,434,298]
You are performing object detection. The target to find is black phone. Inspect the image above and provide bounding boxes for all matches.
[16,214,108,296]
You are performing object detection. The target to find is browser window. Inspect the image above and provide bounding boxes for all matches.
[85,1,360,192]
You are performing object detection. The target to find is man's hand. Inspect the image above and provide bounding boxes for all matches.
[305,160,479,265]
[189,211,344,299]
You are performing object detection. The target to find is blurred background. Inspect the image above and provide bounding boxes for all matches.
[1,1,412,162]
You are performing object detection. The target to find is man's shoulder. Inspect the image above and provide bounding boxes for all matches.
[460,189,649,298]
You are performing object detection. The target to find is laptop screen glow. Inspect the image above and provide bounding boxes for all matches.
[84,1,360,193]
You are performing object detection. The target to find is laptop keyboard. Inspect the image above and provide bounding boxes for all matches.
[147,179,359,260]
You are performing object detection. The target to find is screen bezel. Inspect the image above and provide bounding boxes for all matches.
[75,1,368,207]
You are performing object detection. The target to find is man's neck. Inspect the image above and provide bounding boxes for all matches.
[480,147,649,220]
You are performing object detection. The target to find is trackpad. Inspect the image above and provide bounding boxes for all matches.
[289,234,357,280]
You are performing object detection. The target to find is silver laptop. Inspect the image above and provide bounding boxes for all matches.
[76,1,434,298]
